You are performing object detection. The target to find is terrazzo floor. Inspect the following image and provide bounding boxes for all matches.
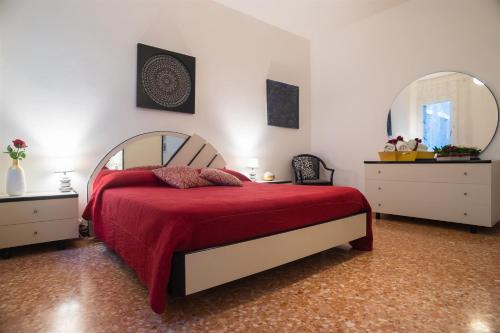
[1,215,499,333]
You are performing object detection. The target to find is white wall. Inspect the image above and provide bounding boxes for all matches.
[0,0,310,208]
[2,0,498,202]
[310,0,500,190]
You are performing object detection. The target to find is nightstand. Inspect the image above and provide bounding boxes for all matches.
[0,192,79,258]
[255,180,292,184]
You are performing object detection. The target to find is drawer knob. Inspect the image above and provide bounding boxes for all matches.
[464,172,468,176]
[378,170,382,174]
[33,209,38,214]
[378,187,382,190]
[464,212,468,216]
[464,192,468,196]
[33,231,38,235]
[378,203,382,207]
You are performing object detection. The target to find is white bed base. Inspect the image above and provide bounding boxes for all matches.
[169,213,367,295]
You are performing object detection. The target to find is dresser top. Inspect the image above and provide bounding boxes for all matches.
[0,191,78,203]
[364,160,492,164]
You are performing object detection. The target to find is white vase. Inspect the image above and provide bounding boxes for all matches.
[6,159,26,196]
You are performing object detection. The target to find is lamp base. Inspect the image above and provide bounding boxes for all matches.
[59,176,73,193]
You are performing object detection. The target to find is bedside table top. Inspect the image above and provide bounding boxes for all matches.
[0,191,78,203]
[255,180,292,184]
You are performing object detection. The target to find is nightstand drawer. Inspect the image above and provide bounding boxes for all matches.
[0,218,79,249]
[0,198,78,226]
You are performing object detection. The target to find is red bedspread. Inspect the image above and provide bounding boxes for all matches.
[82,170,372,313]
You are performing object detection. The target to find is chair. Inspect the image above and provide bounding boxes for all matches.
[291,154,334,186]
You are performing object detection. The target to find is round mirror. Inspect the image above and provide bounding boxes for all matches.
[387,72,499,152]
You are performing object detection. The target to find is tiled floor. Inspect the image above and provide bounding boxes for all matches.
[1,216,499,333]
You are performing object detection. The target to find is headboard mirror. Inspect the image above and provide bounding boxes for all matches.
[105,133,188,170]
[88,131,226,197]
[387,72,498,151]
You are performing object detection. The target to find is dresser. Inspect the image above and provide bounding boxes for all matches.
[0,192,79,256]
[364,161,500,228]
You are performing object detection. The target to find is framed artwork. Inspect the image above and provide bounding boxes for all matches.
[137,43,196,114]
[266,79,299,129]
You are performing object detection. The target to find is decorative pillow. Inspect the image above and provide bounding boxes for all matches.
[152,166,214,189]
[219,168,251,181]
[200,168,243,186]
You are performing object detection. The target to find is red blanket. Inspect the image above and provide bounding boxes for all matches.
[83,170,372,313]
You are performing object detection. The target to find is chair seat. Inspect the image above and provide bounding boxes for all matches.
[297,179,332,186]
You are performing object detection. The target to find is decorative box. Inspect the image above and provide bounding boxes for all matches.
[378,151,418,162]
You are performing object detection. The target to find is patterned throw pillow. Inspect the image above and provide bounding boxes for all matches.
[200,168,243,186]
[152,166,214,189]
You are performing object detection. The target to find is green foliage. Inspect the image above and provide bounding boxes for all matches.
[3,144,28,160]
[433,145,481,156]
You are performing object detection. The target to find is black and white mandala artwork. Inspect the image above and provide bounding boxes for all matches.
[137,43,196,114]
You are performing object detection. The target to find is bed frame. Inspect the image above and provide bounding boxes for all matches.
[87,131,368,296]
[169,213,366,295]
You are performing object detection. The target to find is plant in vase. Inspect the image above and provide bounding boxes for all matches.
[433,145,481,161]
[3,139,28,196]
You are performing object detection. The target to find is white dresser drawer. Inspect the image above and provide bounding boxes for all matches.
[0,218,79,249]
[366,180,491,207]
[370,198,491,226]
[365,163,491,185]
[0,198,78,226]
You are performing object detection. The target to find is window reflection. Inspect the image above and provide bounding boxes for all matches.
[422,101,452,148]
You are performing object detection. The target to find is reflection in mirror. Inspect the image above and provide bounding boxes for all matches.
[388,72,498,151]
[163,136,186,163]
[104,134,187,170]
[105,150,123,170]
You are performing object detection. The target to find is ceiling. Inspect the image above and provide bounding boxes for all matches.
[213,0,408,40]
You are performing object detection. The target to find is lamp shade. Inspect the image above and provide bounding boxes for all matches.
[247,158,259,168]
[54,158,75,173]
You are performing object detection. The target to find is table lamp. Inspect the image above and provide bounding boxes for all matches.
[247,158,259,181]
[54,158,75,192]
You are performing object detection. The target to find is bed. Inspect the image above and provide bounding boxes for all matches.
[83,131,373,314]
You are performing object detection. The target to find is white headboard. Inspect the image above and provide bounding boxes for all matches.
[87,131,226,198]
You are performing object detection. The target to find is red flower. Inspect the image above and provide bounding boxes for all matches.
[12,139,27,149]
